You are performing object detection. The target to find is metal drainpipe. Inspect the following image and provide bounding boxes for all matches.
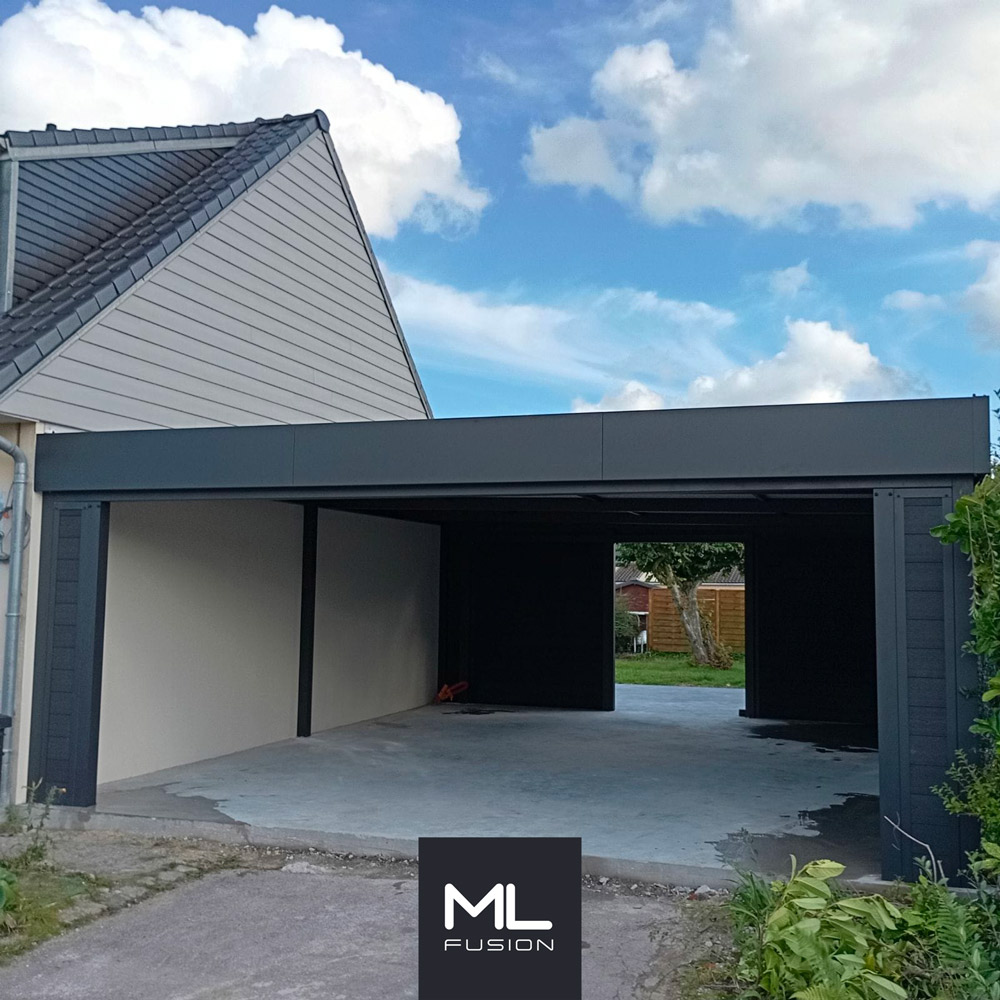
[0,434,28,806]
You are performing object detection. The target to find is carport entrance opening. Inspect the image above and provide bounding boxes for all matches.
[85,499,882,880]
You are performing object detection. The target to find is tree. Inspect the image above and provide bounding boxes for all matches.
[616,542,744,668]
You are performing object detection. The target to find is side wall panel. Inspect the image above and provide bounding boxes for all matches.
[311,509,440,732]
[751,513,877,728]
[97,500,302,783]
[874,487,977,880]
[440,529,614,710]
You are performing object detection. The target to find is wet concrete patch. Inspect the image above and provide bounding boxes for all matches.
[98,783,241,825]
[747,721,878,753]
[445,707,516,715]
[713,793,880,879]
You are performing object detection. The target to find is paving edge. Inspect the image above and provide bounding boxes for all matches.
[43,806,893,893]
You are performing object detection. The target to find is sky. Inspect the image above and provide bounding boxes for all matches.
[0,0,998,429]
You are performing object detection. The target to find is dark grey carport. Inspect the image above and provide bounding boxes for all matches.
[28,396,991,880]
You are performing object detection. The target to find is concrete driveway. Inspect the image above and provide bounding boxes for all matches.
[2,865,712,1000]
[96,685,881,877]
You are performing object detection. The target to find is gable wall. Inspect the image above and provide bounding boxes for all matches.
[0,133,428,430]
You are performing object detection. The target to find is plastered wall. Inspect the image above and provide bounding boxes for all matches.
[97,500,302,783]
[311,508,439,732]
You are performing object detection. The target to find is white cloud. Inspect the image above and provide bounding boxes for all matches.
[573,380,666,412]
[390,271,921,412]
[882,289,946,311]
[961,240,1000,346]
[0,0,487,238]
[769,261,811,298]
[685,319,920,407]
[525,1,1000,228]
[386,272,735,388]
[524,117,634,200]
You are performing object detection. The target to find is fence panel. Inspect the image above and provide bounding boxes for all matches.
[647,585,745,653]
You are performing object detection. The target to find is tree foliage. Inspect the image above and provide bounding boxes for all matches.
[616,542,743,668]
[615,542,745,588]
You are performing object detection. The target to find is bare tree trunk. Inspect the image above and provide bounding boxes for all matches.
[669,580,710,665]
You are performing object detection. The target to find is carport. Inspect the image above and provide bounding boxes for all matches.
[26,396,990,880]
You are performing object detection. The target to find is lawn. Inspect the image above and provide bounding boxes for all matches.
[615,651,746,688]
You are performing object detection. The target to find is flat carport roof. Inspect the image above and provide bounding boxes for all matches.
[34,396,991,502]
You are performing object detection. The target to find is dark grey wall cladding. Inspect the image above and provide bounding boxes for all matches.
[13,149,221,303]
[439,527,614,710]
[751,513,877,727]
[901,497,958,872]
[28,500,109,807]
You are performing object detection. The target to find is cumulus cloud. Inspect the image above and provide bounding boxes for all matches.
[685,320,920,407]
[882,289,946,311]
[525,1,1000,227]
[573,380,666,412]
[961,241,1000,346]
[0,0,487,237]
[769,261,811,298]
[524,117,634,200]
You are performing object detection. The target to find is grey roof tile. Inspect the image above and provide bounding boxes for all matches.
[0,113,323,386]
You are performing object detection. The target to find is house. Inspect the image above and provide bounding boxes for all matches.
[0,110,429,804]
[0,113,992,884]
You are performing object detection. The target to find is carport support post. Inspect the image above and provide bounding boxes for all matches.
[297,504,318,738]
[28,498,109,807]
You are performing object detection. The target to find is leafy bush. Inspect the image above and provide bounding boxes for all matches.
[613,594,640,653]
[0,865,20,934]
[932,450,1000,851]
[720,857,1000,1000]
[730,858,905,1000]
[930,458,1000,671]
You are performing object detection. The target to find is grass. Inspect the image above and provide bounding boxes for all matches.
[615,651,746,688]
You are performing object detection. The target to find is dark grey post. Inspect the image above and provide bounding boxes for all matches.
[28,498,109,807]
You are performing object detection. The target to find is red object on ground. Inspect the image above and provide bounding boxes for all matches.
[434,681,469,703]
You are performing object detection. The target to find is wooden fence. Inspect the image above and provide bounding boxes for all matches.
[647,585,745,653]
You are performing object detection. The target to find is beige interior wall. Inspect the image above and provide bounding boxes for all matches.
[98,499,302,784]
[312,509,439,732]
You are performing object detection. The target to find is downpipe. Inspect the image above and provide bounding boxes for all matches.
[0,435,28,806]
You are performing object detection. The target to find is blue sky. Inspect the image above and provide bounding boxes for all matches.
[0,0,997,427]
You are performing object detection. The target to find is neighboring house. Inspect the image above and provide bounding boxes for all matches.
[0,109,430,799]
[614,563,745,613]
[613,564,657,613]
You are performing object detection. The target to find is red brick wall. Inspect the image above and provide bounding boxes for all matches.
[616,584,651,613]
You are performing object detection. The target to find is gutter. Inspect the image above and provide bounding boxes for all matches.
[0,434,28,805]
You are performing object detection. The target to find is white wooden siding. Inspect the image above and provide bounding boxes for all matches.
[0,133,428,430]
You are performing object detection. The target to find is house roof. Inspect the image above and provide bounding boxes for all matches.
[0,111,328,395]
[614,564,745,588]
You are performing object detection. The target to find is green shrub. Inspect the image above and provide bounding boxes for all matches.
[730,858,905,1000]
[613,594,639,653]
[718,857,1000,1000]
[0,866,20,934]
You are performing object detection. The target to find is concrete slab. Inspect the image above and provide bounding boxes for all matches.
[1,869,703,1000]
[95,685,880,878]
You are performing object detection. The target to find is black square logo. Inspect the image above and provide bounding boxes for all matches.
[419,837,582,1000]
